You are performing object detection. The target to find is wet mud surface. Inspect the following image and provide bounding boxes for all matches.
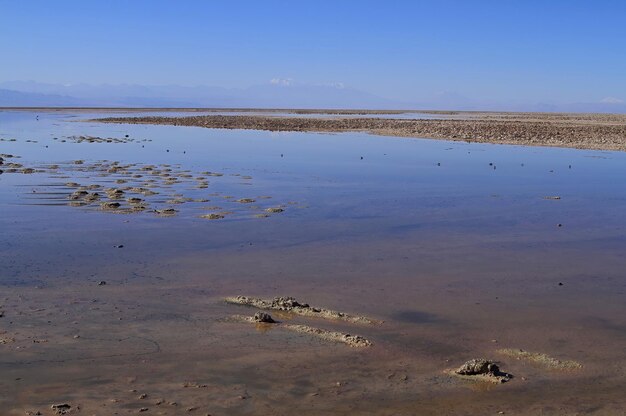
[1,110,626,415]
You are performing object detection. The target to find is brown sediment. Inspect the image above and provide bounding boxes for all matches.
[224,296,381,325]
[94,113,626,152]
[226,315,371,347]
[497,348,582,370]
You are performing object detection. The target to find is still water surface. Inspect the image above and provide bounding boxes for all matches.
[0,110,625,415]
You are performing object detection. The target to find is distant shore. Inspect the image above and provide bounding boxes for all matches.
[0,107,451,114]
[94,111,626,152]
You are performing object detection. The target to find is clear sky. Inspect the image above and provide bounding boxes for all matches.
[1,0,625,104]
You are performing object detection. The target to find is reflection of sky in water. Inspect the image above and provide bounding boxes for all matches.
[2,110,626,248]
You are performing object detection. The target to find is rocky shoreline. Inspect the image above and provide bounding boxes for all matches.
[95,112,626,152]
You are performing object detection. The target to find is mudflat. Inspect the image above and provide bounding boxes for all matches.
[95,110,626,152]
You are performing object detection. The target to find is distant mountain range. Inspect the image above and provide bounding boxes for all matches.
[0,81,402,109]
[1,81,625,113]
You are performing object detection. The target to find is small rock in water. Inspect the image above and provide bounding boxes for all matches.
[101,201,121,209]
[155,208,178,216]
[455,358,499,375]
[253,312,276,323]
[200,213,224,220]
[453,358,511,383]
[50,403,72,414]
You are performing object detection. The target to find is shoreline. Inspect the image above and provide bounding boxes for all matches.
[94,112,626,152]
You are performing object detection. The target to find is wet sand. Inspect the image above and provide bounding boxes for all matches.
[95,111,626,152]
[2,110,626,415]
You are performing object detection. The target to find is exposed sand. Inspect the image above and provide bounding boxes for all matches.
[95,111,626,151]
[226,315,372,347]
[497,348,583,370]
[224,295,381,324]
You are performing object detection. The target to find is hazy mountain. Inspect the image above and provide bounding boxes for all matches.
[0,81,402,109]
[1,81,625,113]
[0,88,88,107]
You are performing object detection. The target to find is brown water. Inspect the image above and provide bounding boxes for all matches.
[1,110,625,415]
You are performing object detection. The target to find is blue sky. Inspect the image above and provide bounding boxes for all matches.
[1,0,625,105]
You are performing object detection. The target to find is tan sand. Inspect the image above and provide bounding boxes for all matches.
[224,296,381,325]
[497,348,582,370]
[226,315,372,347]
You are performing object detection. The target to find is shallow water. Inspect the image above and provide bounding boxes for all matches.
[1,110,625,415]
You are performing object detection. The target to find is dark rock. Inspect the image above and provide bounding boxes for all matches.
[254,312,276,323]
[50,403,71,415]
[455,358,499,375]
